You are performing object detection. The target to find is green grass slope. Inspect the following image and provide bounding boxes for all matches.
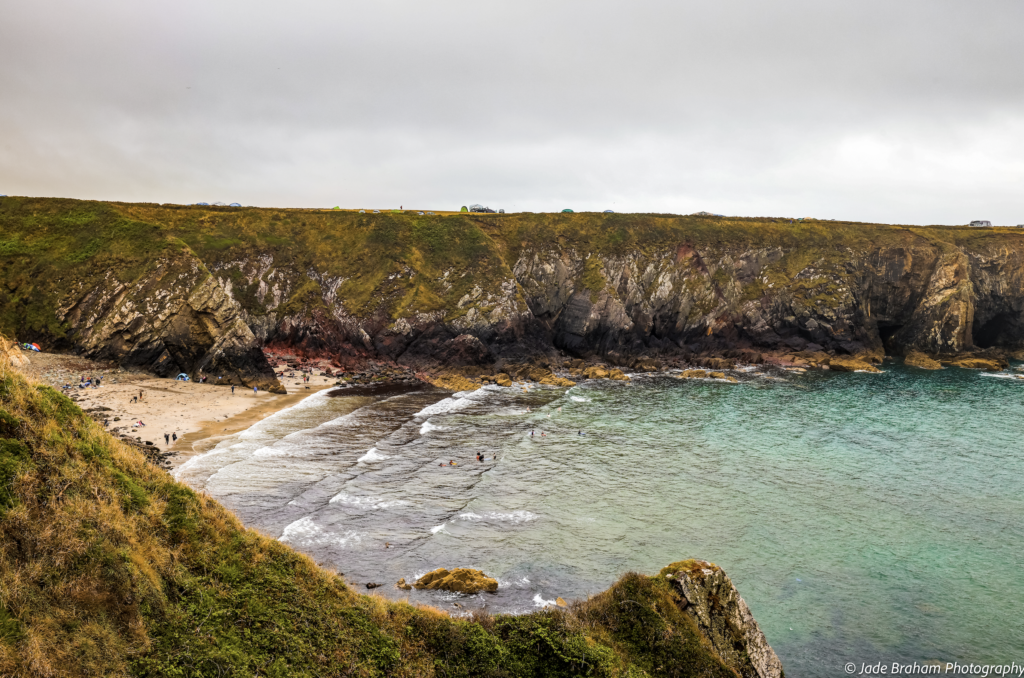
[0,336,739,678]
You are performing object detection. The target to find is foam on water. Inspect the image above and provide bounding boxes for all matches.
[456,510,538,524]
[279,516,363,548]
[533,594,558,608]
[329,492,407,509]
[570,395,591,402]
[357,447,389,462]
[419,420,443,435]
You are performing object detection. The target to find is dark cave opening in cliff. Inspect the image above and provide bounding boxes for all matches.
[877,322,904,351]
[973,312,1020,348]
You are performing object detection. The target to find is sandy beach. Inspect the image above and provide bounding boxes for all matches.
[15,349,337,463]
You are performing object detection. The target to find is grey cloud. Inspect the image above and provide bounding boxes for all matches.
[1,0,1023,223]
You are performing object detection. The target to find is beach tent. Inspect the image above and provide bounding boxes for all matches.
[460,206,469,212]
[21,343,40,352]
[196,202,209,206]
[175,373,190,381]
[561,209,574,213]
[332,206,340,210]
[229,203,242,207]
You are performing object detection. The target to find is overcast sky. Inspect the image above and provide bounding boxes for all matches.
[2,0,1023,224]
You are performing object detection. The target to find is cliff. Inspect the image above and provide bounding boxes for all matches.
[4,197,1024,378]
[0,335,781,677]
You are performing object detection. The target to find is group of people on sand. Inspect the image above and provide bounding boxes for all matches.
[63,375,104,391]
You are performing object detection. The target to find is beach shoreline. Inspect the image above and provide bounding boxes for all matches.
[15,350,339,465]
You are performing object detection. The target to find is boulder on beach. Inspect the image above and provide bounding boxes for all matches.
[396,578,413,591]
[904,351,942,370]
[680,369,707,379]
[495,373,512,387]
[829,356,880,373]
[413,568,499,594]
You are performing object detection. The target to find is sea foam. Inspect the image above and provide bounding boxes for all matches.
[279,516,362,547]
[357,447,389,462]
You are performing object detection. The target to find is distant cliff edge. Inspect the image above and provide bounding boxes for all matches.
[4,197,1024,382]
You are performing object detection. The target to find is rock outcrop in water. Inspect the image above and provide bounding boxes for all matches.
[412,567,499,594]
[5,197,1024,376]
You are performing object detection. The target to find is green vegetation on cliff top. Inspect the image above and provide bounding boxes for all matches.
[0,336,740,677]
[3,196,1023,343]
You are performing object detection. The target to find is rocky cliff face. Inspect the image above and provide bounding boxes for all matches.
[663,559,783,678]
[4,198,1024,374]
[58,253,284,392]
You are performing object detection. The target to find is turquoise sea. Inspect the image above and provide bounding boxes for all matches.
[174,362,1024,677]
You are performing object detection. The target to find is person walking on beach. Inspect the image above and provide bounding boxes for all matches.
[164,433,170,444]
[139,390,144,401]
[172,432,177,442]
[253,386,258,395]
[231,385,235,394]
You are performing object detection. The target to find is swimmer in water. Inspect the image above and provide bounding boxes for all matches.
[530,430,534,437]
[449,460,457,466]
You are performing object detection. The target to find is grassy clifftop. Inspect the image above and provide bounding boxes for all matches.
[0,335,745,677]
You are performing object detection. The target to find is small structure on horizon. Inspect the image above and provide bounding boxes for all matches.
[970,220,993,227]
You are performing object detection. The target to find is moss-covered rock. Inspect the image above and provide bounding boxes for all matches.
[950,356,1004,371]
[413,568,499,594]
[904,351,942,370]
[829,356,881,373]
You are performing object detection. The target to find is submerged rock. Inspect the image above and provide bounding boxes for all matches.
[904,351,942,370]
[829,356,881,373]
[662,559,783,678]
[950,356,1003,371]
[413,568,499,594]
